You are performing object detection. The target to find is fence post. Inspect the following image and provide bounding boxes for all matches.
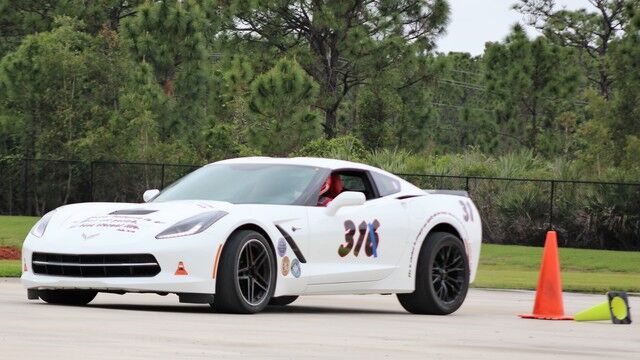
[89,161,95,202]
[549,180,555,230]
[23,159,29,215]
[160,163,166,189]
[465,177,470,192]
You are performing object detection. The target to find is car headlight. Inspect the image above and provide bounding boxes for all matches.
[30,210,56,238]
[156,211,228,239]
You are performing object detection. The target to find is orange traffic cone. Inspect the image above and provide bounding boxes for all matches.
[175,261,189,276]
[519,231,573,320]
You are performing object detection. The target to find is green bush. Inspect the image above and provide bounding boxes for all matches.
[294,135,367,161]
[361,148,640,250]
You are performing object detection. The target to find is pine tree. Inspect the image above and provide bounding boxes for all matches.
[0,17,106,159]
[484,25,580,154]
[514,0,639,99]
[222,0,449,138]
[247,58,321,155]
[123,0,209,138]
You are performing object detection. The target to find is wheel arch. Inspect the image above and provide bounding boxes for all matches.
[416,222,468,270]
[408,214,470,280]
[427,223,462,241]
[227,223,277,260]
[233,223,271,241]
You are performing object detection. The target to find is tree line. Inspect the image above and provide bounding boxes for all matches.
[0,0,639,183]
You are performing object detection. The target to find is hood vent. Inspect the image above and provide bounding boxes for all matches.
[109,209,158,215]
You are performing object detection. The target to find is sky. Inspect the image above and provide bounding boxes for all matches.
[436,0,596,55]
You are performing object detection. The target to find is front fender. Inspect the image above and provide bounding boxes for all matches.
[212,214,308,297]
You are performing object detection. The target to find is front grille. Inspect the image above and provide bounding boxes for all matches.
[32,252,161,277]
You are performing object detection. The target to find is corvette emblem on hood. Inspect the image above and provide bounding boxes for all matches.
[81,232,99,240]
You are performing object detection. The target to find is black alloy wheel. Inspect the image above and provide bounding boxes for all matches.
[212,230,276,314]
[397,231,469,315]
[237,239,272,306]
[431,244,466,303]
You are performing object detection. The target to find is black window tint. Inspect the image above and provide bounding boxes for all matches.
[372,172,401,196]
[340,174,366,192]
[337,171,376,200]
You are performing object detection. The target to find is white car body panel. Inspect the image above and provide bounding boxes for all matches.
[21,157,482,300]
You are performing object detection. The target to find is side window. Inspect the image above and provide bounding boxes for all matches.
[371,172,401,197]
[338,171,376,200]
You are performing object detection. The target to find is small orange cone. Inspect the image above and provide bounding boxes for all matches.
[519,231,573,320]
[175,261,188,276]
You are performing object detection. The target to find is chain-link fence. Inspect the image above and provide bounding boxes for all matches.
[1,158,638,250]
[401,174,640,250]
[90,161,198,203]
[0,159,198,216]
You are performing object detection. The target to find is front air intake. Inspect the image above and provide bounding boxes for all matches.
[31,252,161,277]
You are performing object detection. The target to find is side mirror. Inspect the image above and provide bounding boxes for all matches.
[143,189,160,202]
[325,191,365,216]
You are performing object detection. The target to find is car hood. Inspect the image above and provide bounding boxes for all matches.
[45,200,234,244]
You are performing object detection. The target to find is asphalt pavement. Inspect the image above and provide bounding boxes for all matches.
[0,278,638,359]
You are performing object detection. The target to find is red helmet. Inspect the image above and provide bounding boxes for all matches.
[319,175,332,196]
[319,174,343,198]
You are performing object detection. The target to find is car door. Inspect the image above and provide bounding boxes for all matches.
[305,170,409,285]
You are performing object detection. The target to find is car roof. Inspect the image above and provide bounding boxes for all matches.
[211,157,422,193]
[214,156,370,170]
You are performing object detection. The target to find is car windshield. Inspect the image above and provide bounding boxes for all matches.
[152,163,324,205]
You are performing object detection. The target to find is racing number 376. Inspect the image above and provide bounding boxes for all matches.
[338,220,380,258]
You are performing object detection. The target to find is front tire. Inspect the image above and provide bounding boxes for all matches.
[38,289,97,306]
[211,230,276,314]
[269,296,298,306]
[397,232,469,315]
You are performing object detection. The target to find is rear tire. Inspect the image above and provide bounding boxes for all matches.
[268,296,298,306]
[397,232,469,315]
[211,230,276,314]
[39,289,97,306]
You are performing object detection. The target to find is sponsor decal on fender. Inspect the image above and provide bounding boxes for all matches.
[281,256,290,276]
[290,258,301,278]
[277,238,287,257]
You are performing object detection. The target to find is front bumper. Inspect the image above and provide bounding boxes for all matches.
[21,271,215,295]
[21,234,220,295]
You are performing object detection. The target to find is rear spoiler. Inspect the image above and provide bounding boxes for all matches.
[423,189,469,198]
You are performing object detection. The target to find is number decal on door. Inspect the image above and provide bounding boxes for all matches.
[365,220,380,257]
[353,221,368,256]
[338,220,356,257]
[338,219,380,258]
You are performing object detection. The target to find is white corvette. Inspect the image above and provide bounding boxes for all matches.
[21,157,481,314]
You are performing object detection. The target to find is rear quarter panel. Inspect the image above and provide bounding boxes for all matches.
[401,194,482,284]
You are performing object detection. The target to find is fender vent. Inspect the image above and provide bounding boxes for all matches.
[396,195,423,200]
[275,225,307,263]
